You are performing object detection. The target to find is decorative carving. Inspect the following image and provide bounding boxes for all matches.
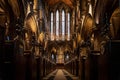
[100,41,106,55]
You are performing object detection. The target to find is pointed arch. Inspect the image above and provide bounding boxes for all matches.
[49,2,71,41]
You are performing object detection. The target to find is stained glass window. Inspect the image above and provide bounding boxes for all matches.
[68,13,70,40]
[62,10,65,40]
[56,10,59,40]
[50,12,54,40]
[50,9,70,41]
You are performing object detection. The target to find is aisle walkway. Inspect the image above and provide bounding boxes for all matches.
[54,69,66,80]
[43,69,79,80]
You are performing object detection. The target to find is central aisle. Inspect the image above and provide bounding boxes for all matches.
[54,69,67,80]
[43,69,79,80]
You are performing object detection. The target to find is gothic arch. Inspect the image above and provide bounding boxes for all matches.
[49,1,72,41]
[24,12,39,50]
[25,12,38,34]
[50,1,71,12]
[81,13,94,41]
[110,7,120,39]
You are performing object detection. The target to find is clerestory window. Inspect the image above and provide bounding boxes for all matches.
[50,8,70,41]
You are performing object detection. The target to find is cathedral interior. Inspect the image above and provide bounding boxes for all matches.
[0,0,120,80]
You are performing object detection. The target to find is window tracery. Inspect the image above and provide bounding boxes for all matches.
[50,3,71,41]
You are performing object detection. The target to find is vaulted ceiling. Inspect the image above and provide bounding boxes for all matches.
[94,0,119,24]
[0,0,24,27]
[45,0,74,8]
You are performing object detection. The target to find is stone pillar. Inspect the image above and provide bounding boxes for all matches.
[88,0,93,16]
[76,59,79,76]
[89,54,99,80]
[65,11,68,39]
[36,57,41,80]
[71,8,75,36]
[81,57,86,80]
[59,10,62,39]
[80,0,87,15]
[53,11,56,40]
[0,27,5,43]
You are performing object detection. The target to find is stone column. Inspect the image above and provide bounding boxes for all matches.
[88,0,93,16]
[71,8,75,37]
[65,11,68,40]
[59,10,62,40]
[53,11,56,40]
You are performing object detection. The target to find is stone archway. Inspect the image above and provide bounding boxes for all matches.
[81,13,94,42]
[110,7,120,39]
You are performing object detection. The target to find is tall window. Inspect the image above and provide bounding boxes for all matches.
[62,10,65,40]
[56,10,59,40]
[50,12,54,40]
[68,13,70,40]
[50,5,71,41]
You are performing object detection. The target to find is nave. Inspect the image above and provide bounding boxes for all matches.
[43,69,79,80]
[0,0,120,80]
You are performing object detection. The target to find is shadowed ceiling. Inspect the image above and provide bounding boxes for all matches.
[45,0,74,8]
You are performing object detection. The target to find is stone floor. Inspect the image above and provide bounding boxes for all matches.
[43,69,79,80]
